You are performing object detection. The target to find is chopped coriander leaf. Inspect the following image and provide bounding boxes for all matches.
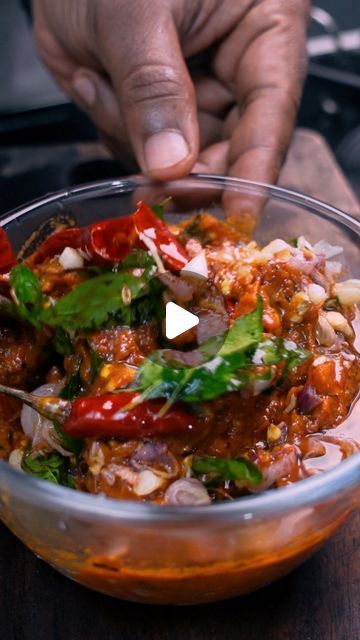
[253,338,310,374]
[182,214,204,241]
[120,249,155,270]
[41,268,154,331]
[10,265,43,328]
[192,456,262,486]
[288,238,298,248]
[135,300,310,403]
[136,302,262,402]
[130,277,165,325]
[21,448,69,485]
[53,329,73,356]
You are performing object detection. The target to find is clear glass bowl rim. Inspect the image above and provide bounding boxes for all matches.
[0,173,359,525]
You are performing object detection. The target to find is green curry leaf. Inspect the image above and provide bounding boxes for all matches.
[10,265,43,328]
[192,455,262,486]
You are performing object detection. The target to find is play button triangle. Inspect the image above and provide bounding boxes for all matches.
[165,301,199,340]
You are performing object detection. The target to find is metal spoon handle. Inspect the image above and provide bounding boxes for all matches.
[0,384,69,422]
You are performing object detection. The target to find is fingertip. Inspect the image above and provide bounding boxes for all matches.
[73,71,97,108]
[142,130,197,181]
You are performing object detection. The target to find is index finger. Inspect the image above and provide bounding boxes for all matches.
[215,0,310,185]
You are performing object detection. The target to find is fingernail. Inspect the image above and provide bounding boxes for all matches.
[144,131,189,172]
[73,75,96,108]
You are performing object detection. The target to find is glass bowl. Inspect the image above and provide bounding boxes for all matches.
[0,174,359,605]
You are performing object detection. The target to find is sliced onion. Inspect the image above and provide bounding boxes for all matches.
[162,349,205,368]
[134,470,165,496]
[20,382,72,456]
[102,463,165,495]
[312,240,343,259]
[196,310,228,345]
[158,272,195,302]
[298,385,323,414]
[311,269,329,292]
[325,261,343,280]
[133,440,168,463]
[287,251,322,275]
[164,478,211,505]
[253,446,297,491]
[132,441,179,478]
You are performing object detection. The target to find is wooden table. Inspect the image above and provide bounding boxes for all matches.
[1,129,359,640]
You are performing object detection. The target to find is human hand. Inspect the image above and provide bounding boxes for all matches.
[32,0,309,184]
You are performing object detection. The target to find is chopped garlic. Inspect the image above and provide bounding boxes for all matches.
[288,292,311,323]
[219,278,232,296]
[248,250,273,265]
[312,355,330,367]
[262,239,292,255]
[8,449,24,471]
[316,315,336,347]
[134,470,165,496]
[59,247,84,270]
[88,442,105,476]
[308,283,327,305]
[334,279,360,306]
[284,393,297,414]
[325,311,353,338]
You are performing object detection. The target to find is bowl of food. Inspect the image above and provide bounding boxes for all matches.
[0,174,359,605]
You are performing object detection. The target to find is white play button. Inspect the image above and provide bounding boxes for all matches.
[165,301,199,340]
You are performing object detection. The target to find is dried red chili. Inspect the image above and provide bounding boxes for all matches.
[63,392,200,438]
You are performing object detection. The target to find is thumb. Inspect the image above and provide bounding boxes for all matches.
[96,5,199,180]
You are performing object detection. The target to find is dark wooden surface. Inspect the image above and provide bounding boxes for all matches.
[1,513,360,640]
[1,130,359,640]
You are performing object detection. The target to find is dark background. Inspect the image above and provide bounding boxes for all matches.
[0,0,360,204]
[1,0,360,113]
[1,511,360,640]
